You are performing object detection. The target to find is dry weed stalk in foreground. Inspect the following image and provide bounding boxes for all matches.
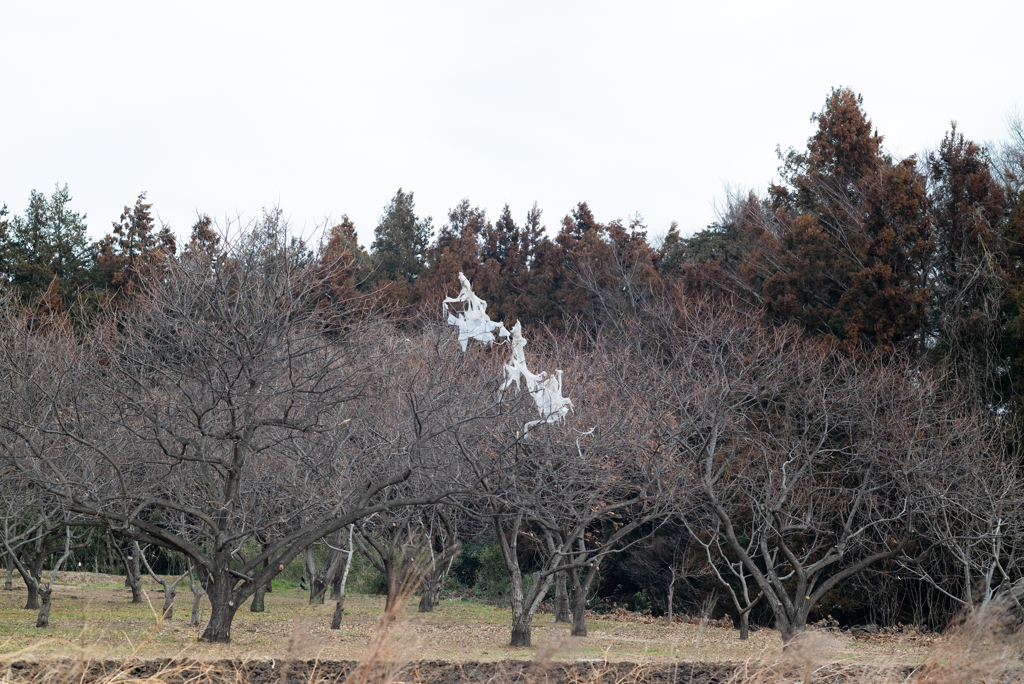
[905,598,1024,684]
[719,598,1024,684]
[341,572,421,684]
[0,606,206,684]
[724,632,843,684]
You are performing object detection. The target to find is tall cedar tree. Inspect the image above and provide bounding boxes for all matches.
[309,215,370,322]
[95,192,176,295]
[660,202,758,297]
[4,185,93,308]
[370,189,431,301]
[417,199,487,313]
[503,203,549,325]
[475,204,525,325]
[0,204,12,294]
[182,214,221,262]
[729,88,933,354]
[1001,193,1024,410]
[535,202,662,331]
[524,202,602,331]
[928,125,1008,398]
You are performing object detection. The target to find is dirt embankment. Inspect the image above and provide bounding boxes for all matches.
[1,659,920,684]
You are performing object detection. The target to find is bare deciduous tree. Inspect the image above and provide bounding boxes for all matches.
[416,507,459,612]
[0,234,479,643]
[690,519,763,639]
[628,296,992,642]
[303,527,350,606]
[905,444,1024,615]
[0,482,89,613]
[140,544,189,620]
[354,509,431,613]
[0,487,78,628]
[185,556,205,627]
[626,525,709,628]
[108,535,143,603]
[471,334,678,646]
[330,523,355,629]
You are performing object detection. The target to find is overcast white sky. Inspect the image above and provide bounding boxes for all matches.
[2,1,1022,249]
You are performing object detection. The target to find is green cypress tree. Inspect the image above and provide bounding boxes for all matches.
[370,189,431,282]
[6,184,92,304]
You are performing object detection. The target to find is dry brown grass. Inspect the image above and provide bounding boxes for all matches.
[0,573,935,664]
[3,572,1022,683]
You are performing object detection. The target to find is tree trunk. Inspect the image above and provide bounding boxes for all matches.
[777,613,805,645]
[303,546,317,602]
[185,559,204,627]
[161,588,175,620]
[24,577,40,610]
[127,571,142,603]
[417,579,433,612]
[4,552,12,591]
[382,559,398,613]
[36,585,53,628]
[311,529,346,605]
[250,585,266,612]
[199,579,241,643]
[189,587,203,627]
[493,514,556,648]
[666,579,674,627]
[258,544,270,597]
[506,562,530,647]
[122,542,143,604]
[510,613,532,647]
[309,576,327,605]
[505,548,531,647]
[330,525,355,628]
[140,548,182,622]
[554,571,571,623]
[330,593,346,629]
[740,611,750,640]
[418,572,438,612]
[570,586,588,637]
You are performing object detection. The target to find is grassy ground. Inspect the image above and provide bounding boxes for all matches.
[0,572,936,665]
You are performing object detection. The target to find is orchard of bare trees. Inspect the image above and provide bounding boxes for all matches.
[3,87,1024,646]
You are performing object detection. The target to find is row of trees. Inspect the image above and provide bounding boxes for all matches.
[666,91,1024,408]
[3,91,1021,387]
[0,228,1012,645]
[2,87,1023,645]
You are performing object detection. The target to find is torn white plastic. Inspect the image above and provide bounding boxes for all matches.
[442,272,510,351]
[501,321,544,394]
[444,271,572,433]
[523,369,574,433]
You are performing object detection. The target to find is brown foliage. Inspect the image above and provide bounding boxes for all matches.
[736,90,933,354]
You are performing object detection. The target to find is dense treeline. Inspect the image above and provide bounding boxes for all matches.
[3,89,1022,377]
[2,87,1024,644]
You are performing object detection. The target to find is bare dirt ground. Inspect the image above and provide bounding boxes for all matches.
[1,573,980,684]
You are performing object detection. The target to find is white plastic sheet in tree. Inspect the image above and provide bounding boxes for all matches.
[444,271,572,433]
[442,272,510,351]
[523,369,574,433]
[501,321,544,393]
